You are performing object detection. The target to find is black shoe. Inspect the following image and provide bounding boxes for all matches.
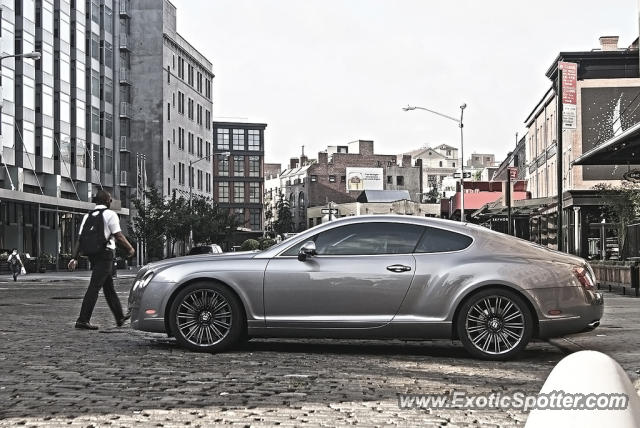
[116,314,131,327]
[75,321,99,330]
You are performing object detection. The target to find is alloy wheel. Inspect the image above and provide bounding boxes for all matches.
[464,295,525,355]
[175,289,233,347]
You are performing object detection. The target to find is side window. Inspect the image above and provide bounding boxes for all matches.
[415,227,473,253]
[314,223,423,256]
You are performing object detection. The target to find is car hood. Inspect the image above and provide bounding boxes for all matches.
[137,251,259,276]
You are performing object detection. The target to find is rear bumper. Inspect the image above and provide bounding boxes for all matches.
[537,291,604,338]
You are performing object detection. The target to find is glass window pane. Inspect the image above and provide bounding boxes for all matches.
[42,127,54,158]
[414,227,473,253]
[314,223,424,256]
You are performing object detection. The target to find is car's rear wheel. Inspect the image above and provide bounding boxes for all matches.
[456,288,533,360]
[169,282,245,352]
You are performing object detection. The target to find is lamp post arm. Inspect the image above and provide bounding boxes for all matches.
[411,106,461,124]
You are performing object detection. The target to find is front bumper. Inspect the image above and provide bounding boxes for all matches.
[128,278,176,333]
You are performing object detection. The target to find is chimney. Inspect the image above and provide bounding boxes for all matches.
[318,151,328,164]
[359,140,374,156]
[289,158,299,169]
[402,155,412,168]
[300,154,308,166]
[599,36,619,51]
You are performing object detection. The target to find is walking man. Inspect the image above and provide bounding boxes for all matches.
[69,190,135,330]
[7,249,24,282]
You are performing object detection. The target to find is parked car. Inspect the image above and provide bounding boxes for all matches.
[187,244,223,256]
[128,215,603,360]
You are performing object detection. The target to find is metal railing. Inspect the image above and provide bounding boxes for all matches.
[119,102,131,118]
[120,136,128,151]
[120,170,128,186]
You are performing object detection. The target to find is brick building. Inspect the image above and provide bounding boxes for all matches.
[279,140,423,231]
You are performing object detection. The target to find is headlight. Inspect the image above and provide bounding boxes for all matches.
[140,270,155,288]
[132,270,155,291]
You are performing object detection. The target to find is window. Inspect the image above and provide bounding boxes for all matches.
[249,182,260,203]
[42,84,54,117]
[340,176,346,183]
[104,113,113,138]
[22,122,35,154]
[178,127,184,150]
[205,78,211,99]
[188,132,194,154]
[206,141,211,160]
[248,130,260,150]
[91,0,100,23]
[197,71,202,93]
[188,166,194,187]
[329,175,336,183]
[178,162,184,185]
[197,170,203,190]
[91,33,100,60]
[75,139,85,166]
[187,98,194,120]
[167,65,170,83]
[103,41,113,68]
[250,209,261,230]
[396,176,404,186]
[103,77,113,103]
[167,140,170,159]
[89,107,99,134]
[103,6,112,33]
[167,102,170,121]
[167,178,171,195]
[187,63,194,86]
[218,155,229,176]
[92,144,100,170]
[218,182,229,202]
[177,91,184,114]
[233,156,244,176]
[205,173,211,193]
[197,104,202,125]
[42,127,54,158]
[387,176,392,184]
[232,129,244,150]
[310,175,317,182]
[205,110,211,130]
[197,137,203,157]
[414,227,473,253]
[91,70,100,98]
[249,156,260,177]
[233,182,245,203]
[104,148,113,173]
[283,222,424,256]
[217,129,229,150]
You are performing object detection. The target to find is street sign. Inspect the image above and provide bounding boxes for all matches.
[453,172,471,179]
[508,167,518,179]
[623,170,640,183]
[321,208,339,214]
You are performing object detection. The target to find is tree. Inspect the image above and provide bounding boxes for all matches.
[165,193,191,257]
[273,195,294,238]
[593,182,640,258]
[424,187,440,203]
[130,187,167,261]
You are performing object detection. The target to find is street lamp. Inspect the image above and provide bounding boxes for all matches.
[0,51,41,62]
[403,103,467,221]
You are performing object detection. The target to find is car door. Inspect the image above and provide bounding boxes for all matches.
[263,221,424,328]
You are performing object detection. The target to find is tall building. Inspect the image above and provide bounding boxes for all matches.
[213,121,267,233]
[0,0,124,261]
[122,0,214,206]
[524,36,639,255]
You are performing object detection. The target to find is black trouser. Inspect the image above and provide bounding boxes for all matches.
[77,250,123,323]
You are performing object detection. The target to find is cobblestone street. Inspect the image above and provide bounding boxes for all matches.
[1,276,639,427]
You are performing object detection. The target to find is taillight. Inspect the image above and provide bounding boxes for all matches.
[572,266,595,289]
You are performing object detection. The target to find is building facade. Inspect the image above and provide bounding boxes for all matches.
[0,0,126,263]
[123,0,214,207]
[404,144,458,199]
[213,121,267,232]
[524,36,640,256]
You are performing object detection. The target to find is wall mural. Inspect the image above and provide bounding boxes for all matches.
[581,86,640,180]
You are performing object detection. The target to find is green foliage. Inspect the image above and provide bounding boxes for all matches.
[259,238,276,250]
[240,239,261,251]
[424,187,440,203]
[593,182,640,258]
[131,187,241,258]
[273,195,294,238]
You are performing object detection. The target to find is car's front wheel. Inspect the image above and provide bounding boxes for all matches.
[169,282,245,352]
[456,288,533,360]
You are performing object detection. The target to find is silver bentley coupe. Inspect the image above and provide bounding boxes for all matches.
[128,215,604,360]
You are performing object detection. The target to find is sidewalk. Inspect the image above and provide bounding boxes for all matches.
[1,268,139,282]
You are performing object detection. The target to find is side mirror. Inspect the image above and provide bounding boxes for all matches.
[297,241,317,261]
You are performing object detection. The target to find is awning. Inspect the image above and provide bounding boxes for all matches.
[573,121,640,165]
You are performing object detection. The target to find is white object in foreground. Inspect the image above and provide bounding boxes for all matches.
[525,350,640,428]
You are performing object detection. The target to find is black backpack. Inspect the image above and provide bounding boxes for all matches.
[79,208,108,256]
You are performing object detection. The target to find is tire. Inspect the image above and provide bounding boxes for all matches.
[168,281,245,353]
[456,288,533,360]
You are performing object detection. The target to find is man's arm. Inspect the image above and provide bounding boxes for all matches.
[114,232,135,257]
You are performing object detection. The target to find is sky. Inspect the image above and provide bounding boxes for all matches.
[171,0,639,166]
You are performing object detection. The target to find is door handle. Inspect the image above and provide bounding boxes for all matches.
[386,264,412,273]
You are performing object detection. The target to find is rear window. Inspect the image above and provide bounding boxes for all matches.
[414,227,473,253]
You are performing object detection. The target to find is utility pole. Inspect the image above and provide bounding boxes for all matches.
[556,67,564,252]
